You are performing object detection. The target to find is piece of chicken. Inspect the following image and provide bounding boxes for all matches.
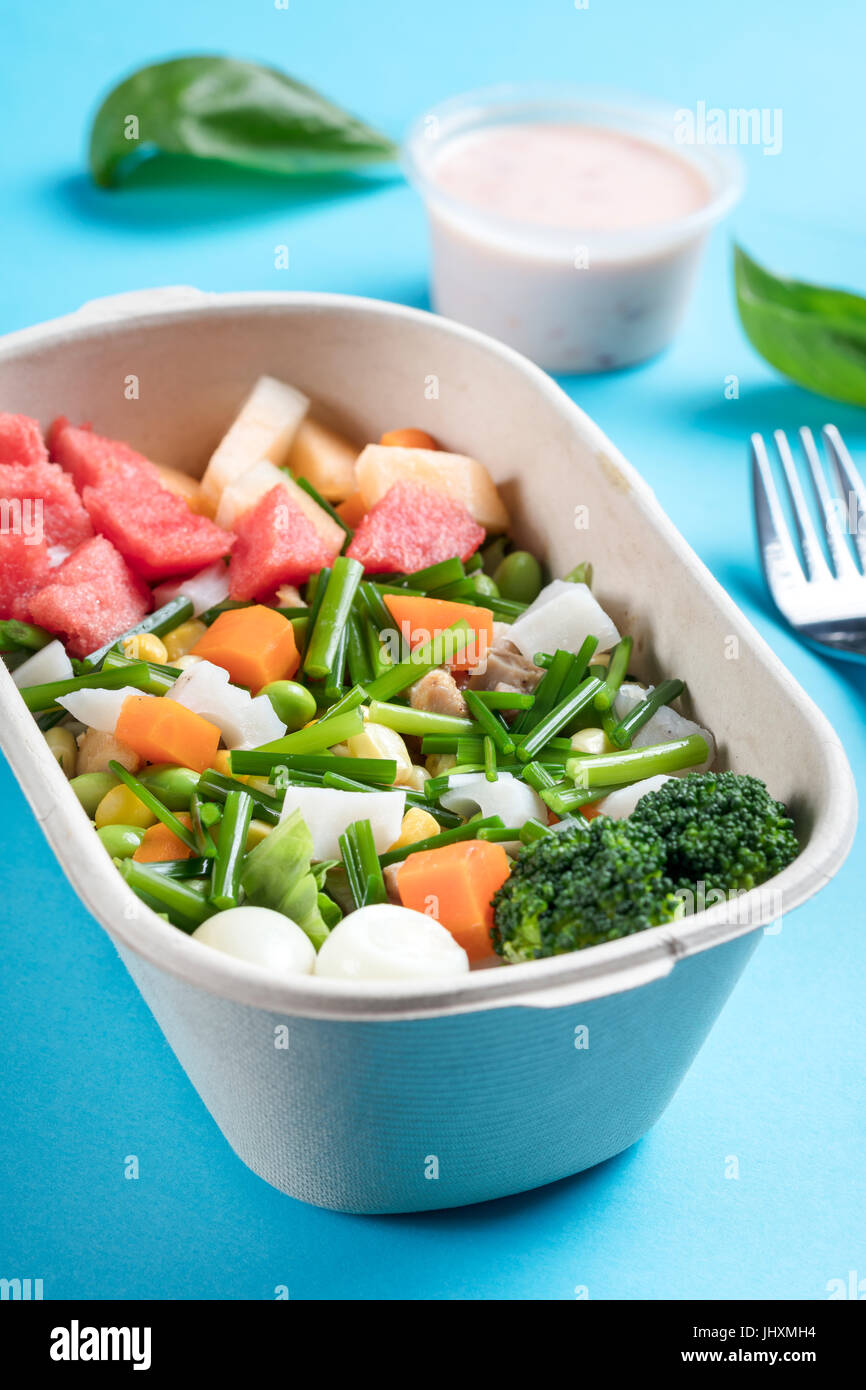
[467,628,545,695]
[409,667,468,718]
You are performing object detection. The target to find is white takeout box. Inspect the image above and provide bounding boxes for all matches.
[0,289,856,1213]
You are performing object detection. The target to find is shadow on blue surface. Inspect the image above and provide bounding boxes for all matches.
[56,156,401,230]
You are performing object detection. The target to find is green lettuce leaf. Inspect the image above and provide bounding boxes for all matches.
[89,56,398,187]
[734,245,866,407]
[240,808,330,950]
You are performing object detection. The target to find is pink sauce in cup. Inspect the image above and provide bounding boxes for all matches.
[404,91,742,373]
[429,123,711,233]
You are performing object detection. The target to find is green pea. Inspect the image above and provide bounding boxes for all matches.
[493,550,543,604]
[96,824,146,859]
[481,536,509,577]
[260,679,317,731]
[471,572,500,598]
[139,763,200,810]
[70,771,120,817]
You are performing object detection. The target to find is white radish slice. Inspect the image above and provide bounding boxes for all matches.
[166,659,285,748]
[214,458,344,554]
[613,683,716,773]
[193,906,316,975]
[508,580,620,660]
[56,684,151,731]
[440,771,547,850]
[592,775,674,819]
[12,638,73,689]
[278,786,405,860]
[152,561,230,617]
[314,904,469,981]
[199,375,309,507]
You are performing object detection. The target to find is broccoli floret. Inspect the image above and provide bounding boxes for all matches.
[629,771,798,898]
[491,817,682,963]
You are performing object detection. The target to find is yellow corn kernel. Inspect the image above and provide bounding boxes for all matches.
[45,726,77,778]
[245,819,273,850]
[570,728,615,756]
[94,784,158,830]
[592,652,611,668]
[425,752,457,778]
[346,723,414,784]
[405,764,431,794]
[162,620,207,663]
[387,806,440,852]
[122,632,169,664]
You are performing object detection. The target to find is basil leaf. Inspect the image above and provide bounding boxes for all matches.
[734,245,866,408]
[89,56,398,187]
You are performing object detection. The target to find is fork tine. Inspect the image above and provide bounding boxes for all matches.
[751,432,807,604]
[772,430,832,580]
[822,425,866,569]
[798,427,859,578]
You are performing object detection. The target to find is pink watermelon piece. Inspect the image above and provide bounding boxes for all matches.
[229,485,338,600]
[0,535,53,623]
[346,482,485,574]
[82,474,234,582]
[0,462,93,551]
[48,418,160,491]
[0,413,49,469]
[28,536,151,658]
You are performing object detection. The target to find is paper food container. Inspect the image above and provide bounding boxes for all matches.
[0,289,856,1213]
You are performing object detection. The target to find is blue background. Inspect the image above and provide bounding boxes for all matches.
[1,0,864,1300]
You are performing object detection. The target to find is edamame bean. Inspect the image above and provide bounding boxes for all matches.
[259,680,317,731]
[471,572,500,599]
[493,550,543,604]
[139,763,200,810]
[481,536,509,577]
[70,771,121,817]
[96,824,146,859]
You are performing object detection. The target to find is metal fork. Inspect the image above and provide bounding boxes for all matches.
[751,425,866,660]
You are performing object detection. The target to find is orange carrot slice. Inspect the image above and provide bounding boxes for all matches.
[379,428,439,450]
[396,840,510,962]
[116,697,220,774]
[383,592,494,671]
[335,490,368,528]
[133,814,195,863]
[190,604,299,688]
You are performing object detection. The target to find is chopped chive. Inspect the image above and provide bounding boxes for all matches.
[365,621,471,701]
[346,611,373,687]
[471,690,535,710]
[512,649,574,734]
[199,598,251,626]
[475,825,523,843]
[463,690,515,755]
[294,477,354,542]
[318,683,368,723]
[401,557,465,590]
[564,561,593,587]
[147,857,211,879]
[197,769,282,824]
[540,782,594,817]
[366,700,477,739]
[483,735,497,782]
[358,580,392,631]
[108,760,200,852]
[210,789,253,910]
[190,791,219,857]
[568,734,709,789]
[593,636,633,711]
[517,675,604,762]
[607,679,686,749]
[256,707,364,755]
[102,649,181,694]
[304,556,364,680]
[378,815,505,867]
[0,619,54,652]
[18,661,152,712]
[340,819,387,908]
[118,858,215,930]
[86,597,194,666]
[519,818,551,845]
[231,752,397,784]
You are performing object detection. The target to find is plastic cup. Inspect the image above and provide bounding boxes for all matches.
[403,85,743,373]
